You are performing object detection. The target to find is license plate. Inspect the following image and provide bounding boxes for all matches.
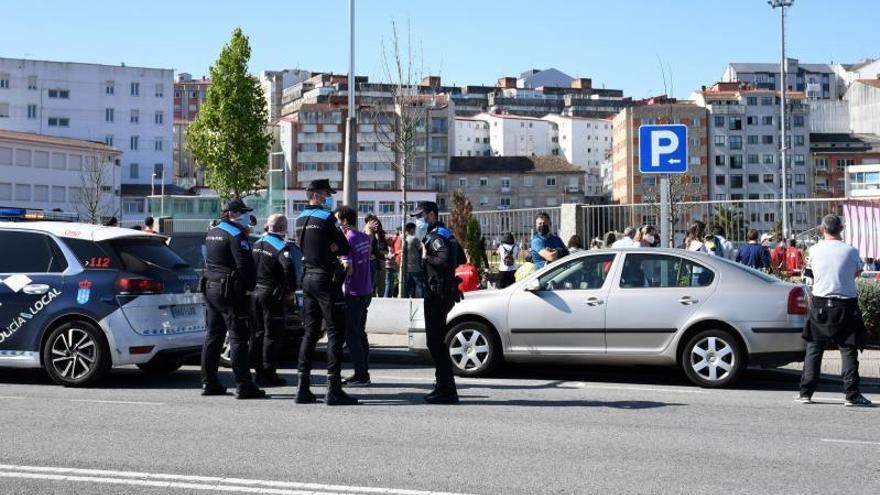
[170,304,198,318]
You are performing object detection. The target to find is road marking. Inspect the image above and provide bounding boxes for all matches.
[0,395,26,400]
[69,399,165,406]
[371,373,706,394]
[0,464,474,495]
[820,438,880,446]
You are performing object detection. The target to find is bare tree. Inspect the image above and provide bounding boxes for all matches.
[77,153,118,224]
[642,172,697,246]
[368,19,437,297]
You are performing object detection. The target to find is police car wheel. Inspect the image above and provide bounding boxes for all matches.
[680,329,744,388]
[42,321,111,387]
[137,359,183,376]
[445,321,502,378]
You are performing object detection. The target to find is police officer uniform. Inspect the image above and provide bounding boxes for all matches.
[413,201,463,404]
[250,226,296,387]
[200,198,265,399]
[293,179,357,406]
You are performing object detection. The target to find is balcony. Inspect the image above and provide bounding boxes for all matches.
[565,185,581,193]
[499,186,511,193]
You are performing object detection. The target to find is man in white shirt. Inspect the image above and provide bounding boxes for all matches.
[711,225,735,260]
[798,214,872,407]
[611,226,640,249]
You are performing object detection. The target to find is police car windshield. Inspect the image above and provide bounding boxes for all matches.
[108,237,190,274]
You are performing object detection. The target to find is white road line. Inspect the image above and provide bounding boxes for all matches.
[371,374,705,394]
[580,384,705,394]
[0,395,26,400]
[0,464,474,495]
[820,438,880,446]
[69,399,165,406]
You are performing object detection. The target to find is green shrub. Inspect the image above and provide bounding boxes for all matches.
[857,279,880,344]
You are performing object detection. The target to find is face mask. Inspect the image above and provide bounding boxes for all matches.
[644,234,655,245]
[232,212,248,224]
[539,224,550,236]
[415,218,429,239]
[323,195,335,211]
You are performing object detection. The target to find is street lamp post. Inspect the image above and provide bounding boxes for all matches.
[770,0,793,240]
[342,0,358,207]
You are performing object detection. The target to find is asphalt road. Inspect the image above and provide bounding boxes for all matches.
[0,362,878,495]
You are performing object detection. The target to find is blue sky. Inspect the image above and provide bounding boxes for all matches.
[2,0,877,98]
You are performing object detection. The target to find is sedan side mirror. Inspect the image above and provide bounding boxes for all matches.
[524,279,541,292]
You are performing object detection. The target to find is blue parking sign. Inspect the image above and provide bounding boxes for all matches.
[639,125,688,174]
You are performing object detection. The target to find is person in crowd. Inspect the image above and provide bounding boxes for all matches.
[201,198,264,399]
[336,205,373,387]
[412,201,464,404]
[567,235,584,254]
[250,213,296,388]
[683,221,708,252]
[589,238,604,250]
[603,231,617,249]
[496,232,519,289]
[785,239,805,275]
[364,214,388,297]
[143,216,157,234]
[769,235,786,271]
[383,235,399,297]
[403,222,426,298]
[515,254,536,282]
[611,226,640,248]
[456,254,481,293]
[131,225,143,231]
[104,216,119,227]
[711,225,734,259]
[736,229,770,271]
[634,225,658,247]
[798,214,872,407]
[294,179,357,406]
[862,257,875,273]
[530,212,567,269]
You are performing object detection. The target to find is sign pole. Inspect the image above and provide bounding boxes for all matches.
[660,173,670,248]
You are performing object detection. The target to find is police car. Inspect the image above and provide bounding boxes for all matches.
[0,208,206,386]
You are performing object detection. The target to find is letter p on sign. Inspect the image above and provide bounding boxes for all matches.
[639,124,688,174]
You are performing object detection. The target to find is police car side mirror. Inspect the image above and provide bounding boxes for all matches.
[524,279,541,292]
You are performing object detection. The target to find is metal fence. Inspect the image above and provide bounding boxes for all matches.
[440,207,560,244]
[580,198,848,246]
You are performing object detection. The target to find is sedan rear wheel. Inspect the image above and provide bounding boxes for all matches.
[681,329,744,388]
[43,321,111,387]
[445,322,501,378]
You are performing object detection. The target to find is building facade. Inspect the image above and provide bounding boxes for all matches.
[0,57,173,220]
[0,130,121,217]
[611,98,709,205]
[171,72,211,187]
[722,59,838,99]
[810,133,880,199]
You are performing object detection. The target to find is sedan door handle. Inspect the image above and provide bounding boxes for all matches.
[586,297,604,306]
[678,296,698,305]
[23,284,50,295]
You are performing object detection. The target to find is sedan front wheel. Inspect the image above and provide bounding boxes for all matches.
[445,322,501,378]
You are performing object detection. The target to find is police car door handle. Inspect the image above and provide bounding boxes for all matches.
[585,297,603,306]
[678,296,698,305]
[23,284,50,295]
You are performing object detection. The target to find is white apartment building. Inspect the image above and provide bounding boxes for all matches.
[454,118,490,157]
[542,114,612,172]
[459,113,555,157]
[0,58,173,220]
[0,130,121,217]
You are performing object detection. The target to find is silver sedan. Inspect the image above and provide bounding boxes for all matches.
[409,248,808,387]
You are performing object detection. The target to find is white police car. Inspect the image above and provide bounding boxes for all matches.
[0,208,206,386]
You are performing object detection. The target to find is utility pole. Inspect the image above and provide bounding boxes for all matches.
[770,0,793,239]
[342,0,358,207]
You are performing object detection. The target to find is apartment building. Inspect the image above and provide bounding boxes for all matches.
[810,133,880,199]
[170,72,212,187]
[722,59,838,99]
[0,129,121,217]
[611,97,709,205]
[0,57,173,220]
[454,117,491,157]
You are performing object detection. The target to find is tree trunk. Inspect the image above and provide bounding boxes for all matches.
[398,164,408,298]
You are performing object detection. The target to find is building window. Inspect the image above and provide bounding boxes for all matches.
[47,117,70,127]
[762,135,774,144]
[27,75,37,90]
[728,117,742,131]
[747,154,759,164]
[0,74,10,89]
[714,135,725,147]
[713,116,724,128]
[763,154,774,165]
[748,174,759,183]
[47,89,70,99]
[815,158,828,170]
[479,177,488,187]
[0,103,9,118]
[762,116,773,125]
[794,154,805,165]
[323,143,339,152]
[730,155,743,169]
[794,135,805,146]
[105,108,114,122]
[715,175,725,186]
[793,115,804,127]
[760,96,773,106]
[523,176,534,187]
[715,194,726,200]
[155,84,164,98]
[15,184,31,201]
[130,109,139,124]
[27,104,38,119]
[154,163,164,177]
[130,135,139,150]
[129,163,139,179]
[105,81,114,95]
[154,138,163,152]
[642,176,656,186]
[763,174,774,183]
[458,178,467,188]
[795,174,806,184]
[746,96,758,106]
[501,177,511,189]
[105,136,114,146]
[479,196,489,206]
[715,155,726,166]
[378,201,395,214]
[546,176,557,187]
[130,82,140,96]
[154,111,163,125]
[730,175,743,188]
[729,136,742,150]
[747,135,759,145]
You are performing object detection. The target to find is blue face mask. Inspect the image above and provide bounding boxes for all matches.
[323,195,335,211]
[415,218,429,239]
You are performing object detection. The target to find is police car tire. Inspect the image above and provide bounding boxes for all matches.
[42,320,111,388]
[137,359,183,376]
[445,321,502,378]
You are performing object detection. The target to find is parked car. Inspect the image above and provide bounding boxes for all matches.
[164,230,305,365]
[410,248,808,388]
[0,210,205,386]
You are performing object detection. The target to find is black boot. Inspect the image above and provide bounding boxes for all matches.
[325,375,358,406]
[256,371,287,388]
[424,384,459,405]
[295,373,317,404]
[236,382,267,400]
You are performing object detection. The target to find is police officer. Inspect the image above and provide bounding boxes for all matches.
[200,198,265,399]
[293,179,357,406]
[250,213,296,387]
[412,201,464,404]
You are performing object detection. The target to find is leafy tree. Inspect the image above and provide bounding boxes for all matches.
[187,28,272,199]
[708,205,749,243]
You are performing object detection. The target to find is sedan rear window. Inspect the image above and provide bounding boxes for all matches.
[107,237,189,274]
[621,253,714,288]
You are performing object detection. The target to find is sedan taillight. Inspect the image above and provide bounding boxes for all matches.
[116,277,163,295]
[787,287,807,315]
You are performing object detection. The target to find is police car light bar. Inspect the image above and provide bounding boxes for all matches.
[0,206,79,222]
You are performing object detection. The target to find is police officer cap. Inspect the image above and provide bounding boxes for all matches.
[222,197,253,213]
[306,179,337,194]
[410,201,439,217]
